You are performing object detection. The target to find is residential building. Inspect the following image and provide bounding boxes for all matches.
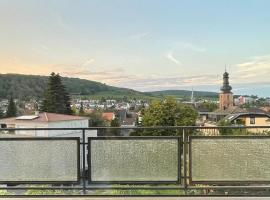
[224,112,270,126]
[0,112,97,137]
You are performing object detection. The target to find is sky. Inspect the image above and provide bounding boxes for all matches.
[1,0,270,96]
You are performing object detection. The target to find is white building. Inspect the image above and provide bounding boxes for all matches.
[0,112,97,137]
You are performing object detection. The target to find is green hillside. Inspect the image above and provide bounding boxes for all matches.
[145,90,218,99]
[0,74,148,100]
[0,74,218,101]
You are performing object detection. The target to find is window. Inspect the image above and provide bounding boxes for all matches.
[0,124,7,128]
[250,117,255,125]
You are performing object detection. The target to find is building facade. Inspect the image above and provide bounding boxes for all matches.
[0,112,97,137]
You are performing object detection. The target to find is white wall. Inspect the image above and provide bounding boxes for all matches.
[48,120,89,137]
[12,119,93,137]
[15,123,48,136]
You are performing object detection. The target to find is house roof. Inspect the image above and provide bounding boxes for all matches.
[224,112,270,122]
[211,106,245,115]
[102,112,115,121]
[211,107,268,115]
[0,112,88,124]
[121,116,137,126]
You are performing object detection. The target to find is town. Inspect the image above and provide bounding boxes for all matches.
[1,71,270,137]
[1,0,270,197]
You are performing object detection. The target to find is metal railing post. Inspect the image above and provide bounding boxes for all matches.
[82,129,86,195]
[183,128,188,195]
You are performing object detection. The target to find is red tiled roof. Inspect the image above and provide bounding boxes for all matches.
[102,112,115,121]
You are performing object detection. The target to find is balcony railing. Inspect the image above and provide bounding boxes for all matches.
[0,126,270,197]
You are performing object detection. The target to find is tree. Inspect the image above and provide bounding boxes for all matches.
[132,97,198,136]
[0,108,4,119]
[79,102,84,115]
[41,73,72,114]
[111,117,120,127]
[198,102,218,112]
[100,96,106,103]
[6,96,17,117]
[110,117,121,135]
[142,97,197,126]
[217,120,247,135]
[87,111,107,127]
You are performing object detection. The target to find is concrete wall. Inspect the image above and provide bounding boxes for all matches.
[9,119,92,137]
[14,123,48,136]
[48,120,89,137]
[245,116,270,126]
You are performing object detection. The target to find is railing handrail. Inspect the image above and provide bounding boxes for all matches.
[1,125,270,131]
[0,126,270,196]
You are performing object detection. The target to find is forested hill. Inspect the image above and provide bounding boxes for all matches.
[145,90,218,99]
[0,74,146,100]
[0,74,218,100]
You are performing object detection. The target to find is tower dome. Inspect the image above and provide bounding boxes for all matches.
[220,71,232,93]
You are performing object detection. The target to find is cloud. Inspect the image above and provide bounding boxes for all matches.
[80,58,95,68]
[181,42,206,53]
[2,53,270,95]
[171,42,206,53]
[106,73,220,91]
[128,32,150,40]
[234,54,270,83]
[165,51,181,65]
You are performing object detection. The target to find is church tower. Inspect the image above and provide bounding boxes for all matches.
[219,70,234,110]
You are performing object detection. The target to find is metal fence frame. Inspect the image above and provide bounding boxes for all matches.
[0,137,81,185]
[0,126,270,197]
[189,135,270,185]
[88,136,182,185]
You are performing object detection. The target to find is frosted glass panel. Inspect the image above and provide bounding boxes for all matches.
[190,137,270,183]
[90,138,179,182]
[0,139,79,183]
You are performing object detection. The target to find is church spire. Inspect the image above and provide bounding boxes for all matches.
[191,87,194,103]
[220,70,232,93]
[219,69,234,110]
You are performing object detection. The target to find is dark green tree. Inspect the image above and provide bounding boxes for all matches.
[6,96,17,117]
[41,73,72,114]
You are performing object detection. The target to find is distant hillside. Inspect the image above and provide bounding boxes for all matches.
[145,90,218,99]
[0,74,148,100]
[0,74,219,101]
